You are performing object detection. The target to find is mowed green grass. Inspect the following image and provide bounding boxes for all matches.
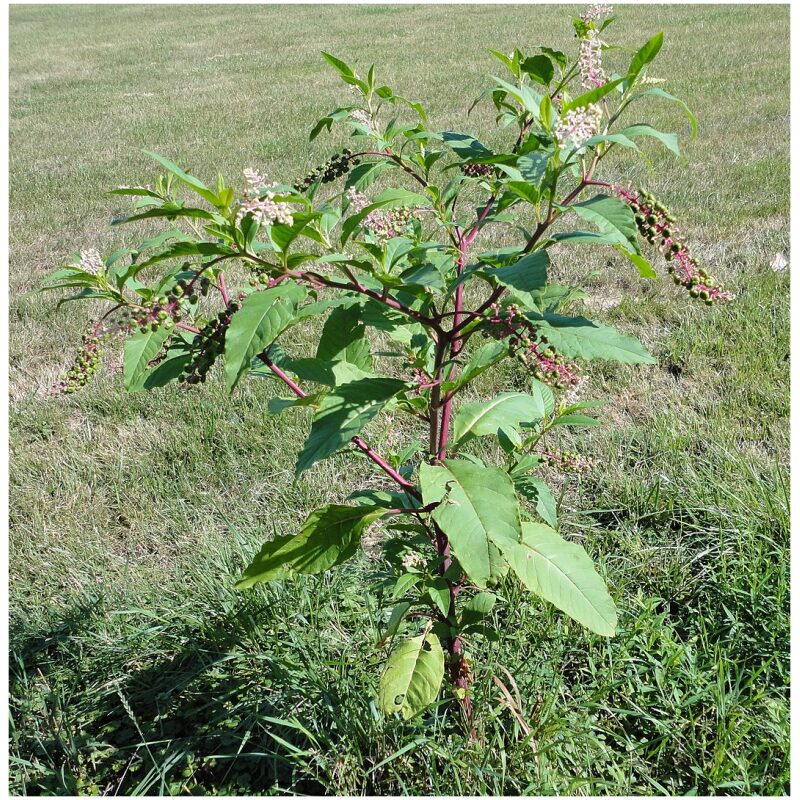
[9,4,789,795]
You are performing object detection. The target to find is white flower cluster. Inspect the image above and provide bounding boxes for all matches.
[579,29,605,89]
[346,186,369,212]
[401,551,425,569]
[582,3,613,22]
[349,109,375,131]
[78,248,104,275]
[236,169,294,227]
[553,104,603,149]
[243,168,274,196]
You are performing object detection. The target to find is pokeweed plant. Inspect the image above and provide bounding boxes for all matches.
[42,5,731,724]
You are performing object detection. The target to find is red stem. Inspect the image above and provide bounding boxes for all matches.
[257,353,422,500]
[218,271,230,306]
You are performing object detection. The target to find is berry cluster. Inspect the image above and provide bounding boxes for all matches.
[294,149,359,192]
[615,185,734,303]
[543,449,593,473]
[364,205,416,240]
[461,163,494,179]
[247,271,280,290]
[484,303,579,390]
[179,295,243,385]
[125,277,206,334]
[53,325,106,394]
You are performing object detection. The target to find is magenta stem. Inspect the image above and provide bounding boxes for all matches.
[258,354,422,499]
[218,272,230,306]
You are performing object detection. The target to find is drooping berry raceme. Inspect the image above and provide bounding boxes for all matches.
[294,149,359,193]
[614,184,734,304]
[125,277,201,334]
[461,163,494,179]
[485,303,580,390]
[51,324,106,394]
[180,294,243,385]
[553,103,603,149]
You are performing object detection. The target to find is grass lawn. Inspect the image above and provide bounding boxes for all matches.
[9,3,789,795]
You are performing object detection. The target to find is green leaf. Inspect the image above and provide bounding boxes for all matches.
[419,460,521,587]
[528,313,656,364]
[236,504,383,588]
[460,592,497,628]
[616,124,680,156]
[563,78,623,112]
[615,245,656,278]
[626,33,664,85]
[378,602,412,646]
[112,206,226,227]
[553,413,600,427]
[483,250,549,308]
[296,374,409,475]
[538,46,567,70]
[316,306,372,371]
[141,343,193,390]
[224,284,306,391]
[440,131,494,161]
[517,150,552,184]
[426,578,451,618]
[391,572,423,600]
[345,160,396,192]
[583,132,640,153]
[123,327,171,391]
[441,340,508,393]
[453,391,549,447]
[625,87,697,139]
[379,633,444,720]
[134,240,234,269]
[321,51,367,91]
[143,150,220,207]
[513,475,558,527]
[520,54,554,86]
[569,195,640,252]
[495,522,617,636]
[490,76,542,117]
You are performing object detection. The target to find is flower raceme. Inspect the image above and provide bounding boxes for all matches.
[236,171,294,227]
[553,104,603,149]
[78,248,104,275]
[579,30,605,89]
[582,3,613,22]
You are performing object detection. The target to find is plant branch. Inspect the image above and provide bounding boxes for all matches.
[256,352,423,500]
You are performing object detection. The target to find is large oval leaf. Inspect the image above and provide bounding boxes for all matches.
[568,195,640,253]
[295,373,409,475]
[419,460,520,587]
[224,284,307,391]
[453,390,549,446]
[123,326,172,392]
[379,633,444,720]
[236,504,383,589]
[526,312,655,364]
[496,522,617,636]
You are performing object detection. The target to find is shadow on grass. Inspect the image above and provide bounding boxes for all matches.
[9,598,337,795]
